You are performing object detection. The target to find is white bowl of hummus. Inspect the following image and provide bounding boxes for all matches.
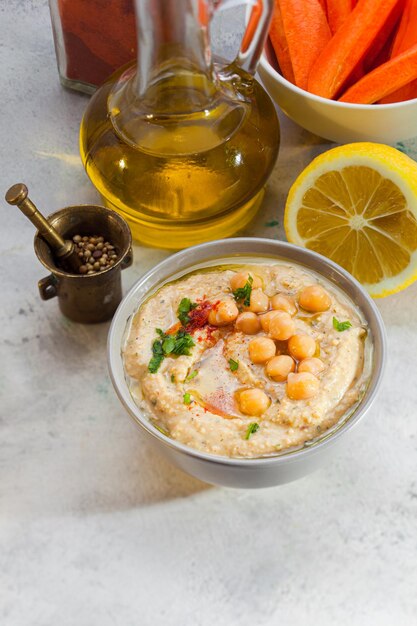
[108,238,386,488]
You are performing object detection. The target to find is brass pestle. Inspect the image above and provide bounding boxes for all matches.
[5,183,82,273]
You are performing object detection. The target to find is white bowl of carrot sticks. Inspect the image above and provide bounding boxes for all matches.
[258,0,417,144]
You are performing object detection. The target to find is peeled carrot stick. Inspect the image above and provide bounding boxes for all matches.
[317,0,327,15]
[339,43,417,103]
[269,1,295,83]
[380,79,417,103]
[379,0,417,102]
[308,0,402,99]
[391,0,417,56]
[327,0,353,34]
[279,0,331,90]
[363,0,404,71]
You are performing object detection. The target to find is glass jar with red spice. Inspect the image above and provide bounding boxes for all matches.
[49,0,137,93]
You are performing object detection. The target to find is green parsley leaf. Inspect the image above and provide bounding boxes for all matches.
[245,422,259,440]
[183,392,192,405]
[162,335,176,354]
[148,328,195,373]
[171,329,195,355]
[170,374,175,383]
[177,297,197,326]
[232,275,253,307]
[228,358,239,372]
[332,317,352,332]
[148,338,165,373]
[185,369,198,381]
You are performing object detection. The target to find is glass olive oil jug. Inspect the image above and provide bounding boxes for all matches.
[80,0,279,248]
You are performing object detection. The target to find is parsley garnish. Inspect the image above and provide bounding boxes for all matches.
[148,328,195,373]
[170,329,195,355]
[177,297,197,326]
[228,358,239,372]
[245,422,259,440]
[185,369,198,381]
[171,374,175,383]
[232,275,253,307]
[148,338,165,373]
[183,392,192,405]
[332,317,352,332]
[162,335,176,354]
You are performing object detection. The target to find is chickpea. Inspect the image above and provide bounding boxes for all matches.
[265,355,295,382]
[299,284,331,312]
[268,311,296,341]
[235,312,261,335]
[248,336,276,364]
[286,372,320,400]
[271,294,297,316]
[298,357,325,376]
[260,310,280,333]
[230,271,262,291]
[248,288,269,313]
[288,334,316,360]
[239,388,270,416]
[208,300,239,326]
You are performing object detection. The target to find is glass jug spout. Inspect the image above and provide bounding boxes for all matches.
[108,0,222,125]
[132,0,216,112]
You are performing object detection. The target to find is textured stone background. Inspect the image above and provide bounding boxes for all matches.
[1,1,417,625]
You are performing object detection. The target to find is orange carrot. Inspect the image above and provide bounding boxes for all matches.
[363,0,404,71]
[339,43,417,103]
[241,0,262,52]
[380,79,417,102]
[391,0,417,56]
[317,0,327,16]
[269,1,295,83]
[327,0,353,34]
[279,0,331,90]
[308,0,402,99]
[379,0,417,102]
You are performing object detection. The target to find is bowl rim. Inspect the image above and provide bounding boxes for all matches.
[107,237,387,468]
[259,50,417,110]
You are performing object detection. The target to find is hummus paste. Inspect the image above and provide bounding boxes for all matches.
[123,262,371,458]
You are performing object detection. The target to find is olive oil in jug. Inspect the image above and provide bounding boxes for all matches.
[80,0,279,248]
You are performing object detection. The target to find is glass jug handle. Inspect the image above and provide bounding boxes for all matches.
[214,0,274,75]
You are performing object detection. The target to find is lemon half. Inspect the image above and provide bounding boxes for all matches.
[284,143,417,297]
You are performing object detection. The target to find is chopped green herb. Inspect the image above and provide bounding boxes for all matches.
[185,369,198,381]
[177,297,197,326]
[264,219,279,227]
[162,335,176,355]
[333,317,352,332]
[233,275,253,307]
[228,358,239,372]
[183,392,192,405]
[148,328,195,373]
[171,374,175,383]
[245,422,259,440]
[171,329,195,355]
[148,339,165,373]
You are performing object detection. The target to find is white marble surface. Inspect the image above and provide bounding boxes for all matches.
[1,1,417,625]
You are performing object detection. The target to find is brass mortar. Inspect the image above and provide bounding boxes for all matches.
[34,204,133,323]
